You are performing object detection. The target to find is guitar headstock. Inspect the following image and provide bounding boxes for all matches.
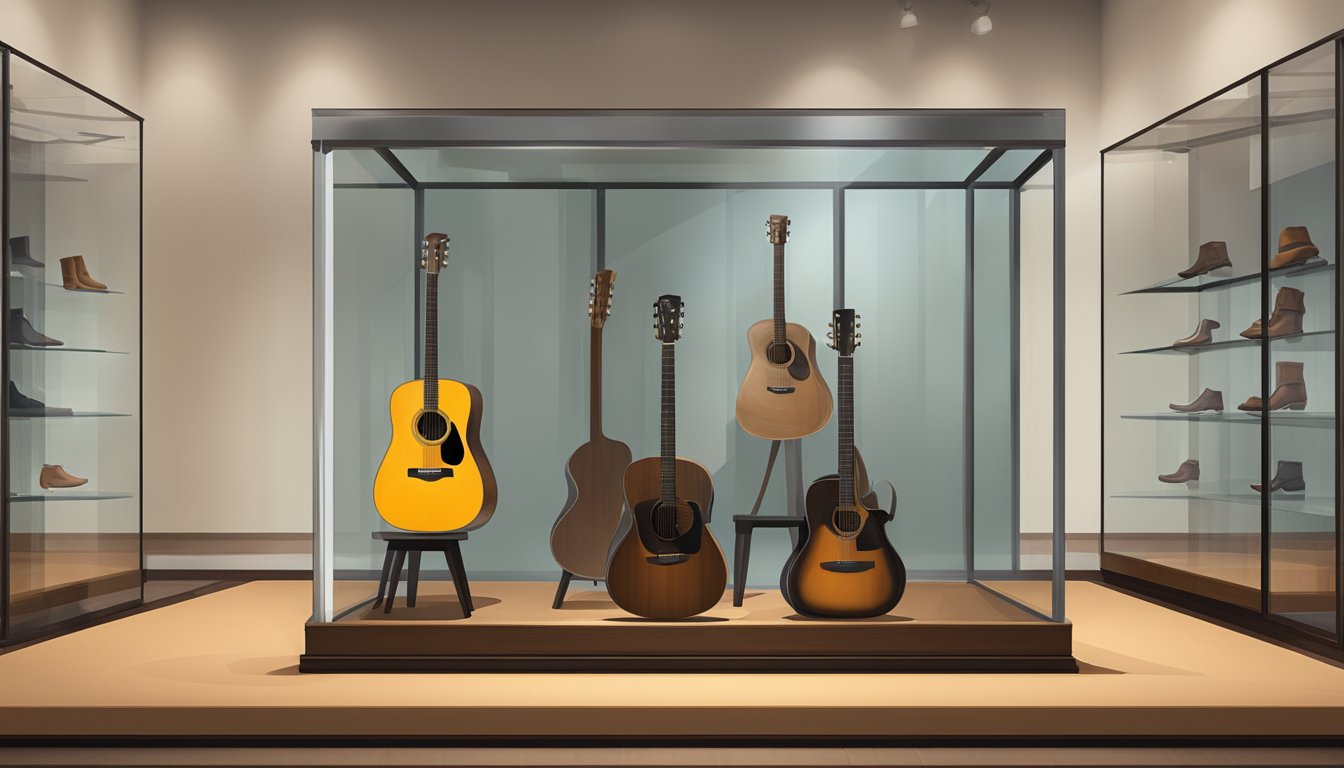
[767,214,791,245]
[420,232,450,274]
[653,294,684,344]
[588,270,616,328]
[827,308,861,356]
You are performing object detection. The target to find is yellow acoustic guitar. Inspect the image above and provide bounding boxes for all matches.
[373,233,497,532]
[735,214,832,440]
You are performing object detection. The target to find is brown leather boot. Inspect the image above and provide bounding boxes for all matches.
[59,256,82,290]
[1238,361,1307,411]
[1178,241,1232,279]
[1170,388,1224,413]
[73,255,108,290]
[39,464,88,489]
[1158,459,1200,484]
[1174,319,1220,347]
[1270,226,1319,269]
[1240,287,1305,339]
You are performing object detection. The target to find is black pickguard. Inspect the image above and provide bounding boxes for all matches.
[441,422,465,466]
[764,340,812,382]
[632,498,704,556]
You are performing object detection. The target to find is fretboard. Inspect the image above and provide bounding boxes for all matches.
[660,342,677,505]
[423,272,439,410]
[589,326,603,439]
[772,242,786,346]
[837,355,854,508]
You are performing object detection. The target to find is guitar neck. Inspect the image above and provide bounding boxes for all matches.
[772,242,786,345]
[589,326,603,438]
[423,272,439,411]
[660,342,676,505]
[837,355,854,508]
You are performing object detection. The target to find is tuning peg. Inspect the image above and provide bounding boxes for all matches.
[856,323,862,328]
[856,333,862,339]
[856,314,862,320]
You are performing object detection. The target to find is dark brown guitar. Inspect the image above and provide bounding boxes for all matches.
[606,295,728,619]
[782,308,906,619]
[550,271,632,582]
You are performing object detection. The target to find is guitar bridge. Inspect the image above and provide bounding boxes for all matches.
[408,468,454,482]
[645,554,691,566]
[820,560,874,573]
[767,386,796,394]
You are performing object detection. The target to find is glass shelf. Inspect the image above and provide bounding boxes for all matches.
[1120,259,1334,295]
[6,272,126,294]
[1112,487,1335,517]
[10,172,88,183]
[8,345,128,355]
[1122,411,1335,427]
[1122,329,1333,356]
[7,411,132,420]
[7,491,135,503]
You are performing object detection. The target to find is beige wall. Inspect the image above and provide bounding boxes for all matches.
[0,0,142,111]
[1102,0,1344,147]
[139,0,1105,534]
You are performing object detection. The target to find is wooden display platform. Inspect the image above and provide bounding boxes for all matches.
[301,581,1075,673]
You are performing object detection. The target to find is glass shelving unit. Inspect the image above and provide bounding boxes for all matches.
[1,45,142,642]
[1102,37,1341,658]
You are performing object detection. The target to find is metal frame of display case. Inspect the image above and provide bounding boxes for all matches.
[311,109,1069,641]
[0,43,144,645]
[1100,32,1344,661]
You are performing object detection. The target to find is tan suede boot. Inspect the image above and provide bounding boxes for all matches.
[39,464,88,489]
[1238,361,1308,411]
[73,255,108,290]
[1241,287,1305,339]
[1270,226,1319,269]
[59,256,82,290]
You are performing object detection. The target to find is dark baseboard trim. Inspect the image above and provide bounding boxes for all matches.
[147,569,312,581]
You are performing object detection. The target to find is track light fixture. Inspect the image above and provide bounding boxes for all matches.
[969,0,993,35]
[899,0,918,29]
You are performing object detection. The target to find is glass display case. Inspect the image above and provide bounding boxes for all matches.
[307,110,1067,671]
[1,46,143,642]
[1103,38,1342,658]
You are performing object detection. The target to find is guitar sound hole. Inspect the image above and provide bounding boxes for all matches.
[833,507,862,535]
[416,411,449,442]
[652,500,692,541]
[766,341,793,366]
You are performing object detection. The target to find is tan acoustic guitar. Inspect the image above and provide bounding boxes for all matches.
[735,214,833,440]
[606,295,728,619]
[550,270,632,582]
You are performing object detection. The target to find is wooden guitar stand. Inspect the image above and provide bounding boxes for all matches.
[371,531,474,617]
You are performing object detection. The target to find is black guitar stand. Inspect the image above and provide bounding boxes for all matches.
[731,438,807,607]
[552,570,604,609]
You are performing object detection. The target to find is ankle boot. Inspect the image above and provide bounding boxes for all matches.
[8,235,43,268]
[1174,319,1220,347]
[73,255,107,290]
[7,308,63,347]
[1170,388,1224,413]
[7,381,73,417]
[59,257,83,290]
[1251,460,1305,493]
[39,464,88,489]
[1158,459,1200,483]
[1178,241,1232,279]
[1241,287,1305,339]
[1270,226,1319,269]
[1238,361,1308,411]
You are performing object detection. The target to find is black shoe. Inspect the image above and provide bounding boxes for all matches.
[8,308,62,347]
[7,381,73,417]
[7,236,43,269]
[1251,460,1306,494]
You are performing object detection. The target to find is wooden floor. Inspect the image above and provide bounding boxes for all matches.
[0,580,1342,740]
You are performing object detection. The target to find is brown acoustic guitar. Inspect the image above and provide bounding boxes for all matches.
[735,214,833,440]
[782,308,906,619]
[606,295,728,619]
[550,270,632,582]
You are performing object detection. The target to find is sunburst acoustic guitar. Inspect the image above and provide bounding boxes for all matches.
[373,233,497,532]
[782,308,906,619]
[606,295,728,619]
[735,214,832,440]
[550,270,633,586]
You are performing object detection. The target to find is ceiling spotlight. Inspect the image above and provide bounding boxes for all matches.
[900,0,918,29]
[969,0,993,35]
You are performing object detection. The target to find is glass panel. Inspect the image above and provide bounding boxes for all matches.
[972,188,1014,574]
[391,147,992,185]
[5,54,142,636]
[977,149,1043,183]
[334,149,408,186]
[1267,41,1337,636]
[846,189,966,575]
[1104,77,1264,610]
